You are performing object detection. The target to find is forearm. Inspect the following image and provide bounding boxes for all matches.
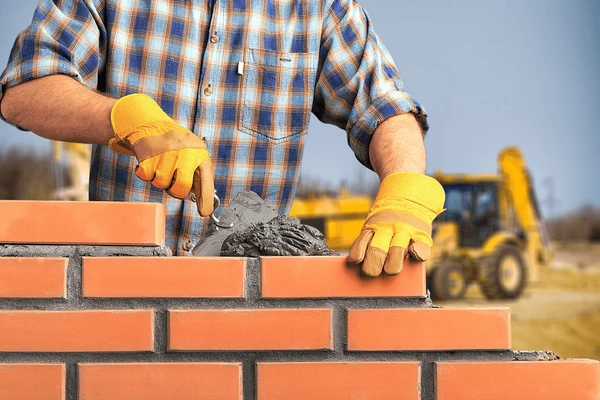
[368,112,426,180]
[1,75,115,145]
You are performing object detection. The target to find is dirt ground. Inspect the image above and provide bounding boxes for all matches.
[436,242,600,360]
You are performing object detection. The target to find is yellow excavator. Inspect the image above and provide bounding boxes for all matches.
[291,147,553,300]
[426,147,553,300]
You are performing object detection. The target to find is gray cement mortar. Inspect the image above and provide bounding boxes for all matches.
[0,247,560,400]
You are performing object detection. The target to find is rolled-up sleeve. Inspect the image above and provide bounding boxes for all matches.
[0,0,107,123]
[312,0,428,170]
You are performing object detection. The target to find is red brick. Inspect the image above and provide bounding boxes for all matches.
[0,258,67,298]
[79,363,242,400]
[168,309,332,351]
[257,362,421,400]
[0,201,165,246]
[82,257,245,298]
[435,360,600,400]
[0,364,65,400]
[348,308,510,351]
[0,310,153,352]
[261,256,425,298]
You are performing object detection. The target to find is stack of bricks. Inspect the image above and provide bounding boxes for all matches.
[0,200,598,400]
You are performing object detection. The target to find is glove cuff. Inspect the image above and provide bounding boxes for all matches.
[374,172,445,221]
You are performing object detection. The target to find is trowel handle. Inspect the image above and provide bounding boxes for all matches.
[209,191,234,229]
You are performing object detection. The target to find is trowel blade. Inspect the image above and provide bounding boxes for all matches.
[192,191,279,256]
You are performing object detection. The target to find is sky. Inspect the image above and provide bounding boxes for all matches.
[1,0,599,217]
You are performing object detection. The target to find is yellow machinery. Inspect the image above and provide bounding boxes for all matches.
[291,147,552,301]
[427,147,553,300]
[289,188,371,250]
[51,142,91,201]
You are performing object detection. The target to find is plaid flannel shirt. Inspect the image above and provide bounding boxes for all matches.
[0,0,428,255]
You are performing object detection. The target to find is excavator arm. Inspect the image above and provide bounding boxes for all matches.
[498,147,553,281]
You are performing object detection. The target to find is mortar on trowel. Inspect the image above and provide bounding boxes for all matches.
[192,191,338,257]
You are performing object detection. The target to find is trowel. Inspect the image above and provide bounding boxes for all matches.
[192,191,278,256]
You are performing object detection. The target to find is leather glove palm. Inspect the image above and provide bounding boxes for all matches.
[348,172,445,277]
[109,94,214,216]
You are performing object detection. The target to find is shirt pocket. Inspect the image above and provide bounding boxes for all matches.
[239,48,318,142]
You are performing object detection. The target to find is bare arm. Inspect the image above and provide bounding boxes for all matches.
[368,113,426,180]
[1,75,115,145]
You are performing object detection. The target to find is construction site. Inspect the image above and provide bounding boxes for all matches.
[0,0,598,398]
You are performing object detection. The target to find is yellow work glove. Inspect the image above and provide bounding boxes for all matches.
[347,172,445,277]
[109,94,214,216]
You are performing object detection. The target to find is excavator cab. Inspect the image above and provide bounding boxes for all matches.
[437,181,501,249]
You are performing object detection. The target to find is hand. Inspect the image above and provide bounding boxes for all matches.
[109,94,214,216]
[347,172,445,277]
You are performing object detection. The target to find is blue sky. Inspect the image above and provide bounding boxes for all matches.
[1,0,599,216]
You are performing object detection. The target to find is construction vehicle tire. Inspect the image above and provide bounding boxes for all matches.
[428,262,468,301]
[480,244,527,299]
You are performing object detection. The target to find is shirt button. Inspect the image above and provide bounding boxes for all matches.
[182,241,192,252]
[210,34,219,43]
[204,85,213,96]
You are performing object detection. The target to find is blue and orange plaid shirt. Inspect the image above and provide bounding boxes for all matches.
[0,0,427,255]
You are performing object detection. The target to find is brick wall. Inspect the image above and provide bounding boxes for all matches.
[0,200,598,400]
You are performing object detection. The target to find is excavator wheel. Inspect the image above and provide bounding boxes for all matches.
[480,244,527,299]
[428,262,468,301]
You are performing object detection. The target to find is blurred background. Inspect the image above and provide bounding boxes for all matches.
[1,1,599,359]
